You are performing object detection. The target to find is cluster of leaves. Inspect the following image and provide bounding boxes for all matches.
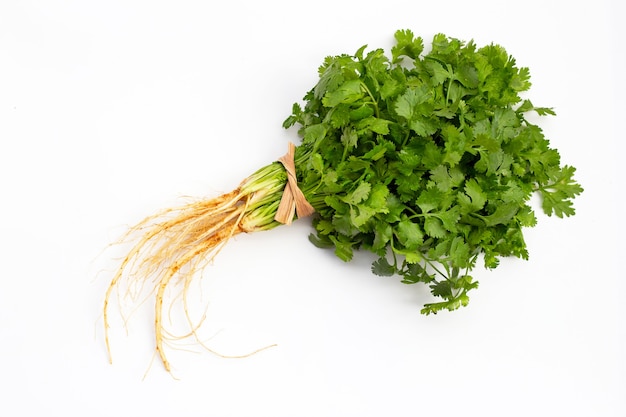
[283,30,582,314]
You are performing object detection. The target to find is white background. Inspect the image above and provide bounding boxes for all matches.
[1,1,624,416]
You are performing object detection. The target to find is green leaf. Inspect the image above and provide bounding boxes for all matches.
[310,153,324,173]
[349,104,375,121]
[538,165,584,218]
[459,179,487,212]
[511,67,531,91]
[356,117,391,135]
[423,59,451,85]
[400,262,433,284]
[371,257,396,276]
[421,141,444,169]
[329,234,355,262]
[409,118,438,137]
[396,149,422,175]
[430,280,453,298]
[323,79,364,107]
[372,223,392,251]
[456,63,479,89]
[341,127,358,150]
[395,86,431,120]
[515,204,537,227]
[396,218,424,250]
[303,124,327,145]
[392,29,424,63]
[441,124,467,166]
[350,204,377,227]
[308,233,333,249]
[342,181,371,205]
[421,292,470,315]
[430,165,463,192]
[449,236,471,268]
[533,107,556,116]
[416,188,444,213]
[367,184,390,211]
[477,203,519,226]
[362,142,389,160]
[314,219,335,235]
[380,77,404,100]
[438,206,461,232]
[394,247,423,264]
[424,217,447,238]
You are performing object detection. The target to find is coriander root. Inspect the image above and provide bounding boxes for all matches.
[104,163,289,372]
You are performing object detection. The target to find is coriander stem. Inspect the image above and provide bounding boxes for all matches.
[360,81,380,118]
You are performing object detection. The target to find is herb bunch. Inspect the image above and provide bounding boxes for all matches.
[104,30,582,372]
[286,30,582,314]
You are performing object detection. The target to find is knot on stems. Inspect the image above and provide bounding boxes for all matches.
[274,142,315,224]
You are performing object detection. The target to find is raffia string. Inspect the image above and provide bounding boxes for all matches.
[274,142,315,224]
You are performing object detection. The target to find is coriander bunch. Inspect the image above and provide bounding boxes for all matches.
[287,29,583,314]
[104,30,582,372]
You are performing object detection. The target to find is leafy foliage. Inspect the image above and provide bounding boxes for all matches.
[284,30,582,314]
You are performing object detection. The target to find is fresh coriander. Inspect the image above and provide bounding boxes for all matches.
[285,30,582,315]
[104,30,582,372]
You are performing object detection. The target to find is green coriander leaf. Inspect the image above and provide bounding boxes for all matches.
[430,165,464,192]
[349,104,375,121]
[310,153,324,173]
[341,127,358,150]
[511,66,532,91]
[283,103,302,128]
[372,256,396,276]
[438,206,461,232]
[417,188,444,213]
[372,223,393,252]
[367,183,390,211]
[394,87,433,130]
[400,262,433,284]
[395,247,423,264]
[517,99,556,116]
[323,79,364,107]
[350,205,376,227]
[456,63,480,89]
[449,236,471,268]
[391,29,424,63]
[356,117,391,136]
[459,179,487,212]
[441,124,467,166]
[424,217,447,238]
[314,219,335,235]
[396,217,425,250]
[343,181,371,205]
[303,124,327,145]
[423,59,451,85]
[326,104,351,128]
[515,205,538,227]
[309,232,333,249]
[430,280,453,298]
[421,141,444,169]
[538,165,584,217]
[421,292,470,315]
[476,203,519,226]
[332,213,359,236]
[329,234,355,262]
[533,107,556,116]
[502,181,527,204]
[380,77,404,100]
